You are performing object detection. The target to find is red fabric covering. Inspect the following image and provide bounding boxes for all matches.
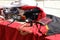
[0,6,48,40]
[46,34,60,40]
[0,21,47,40]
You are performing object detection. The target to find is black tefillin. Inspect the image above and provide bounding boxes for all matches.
[3,7,20,20]
[3,7,22,25]
[24,7,40,26]
[3,7,41,26]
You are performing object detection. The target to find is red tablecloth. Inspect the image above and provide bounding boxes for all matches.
[0,21,47,40]
[46,34,60,40]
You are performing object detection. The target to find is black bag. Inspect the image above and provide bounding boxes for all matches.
[46,14,60,35]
